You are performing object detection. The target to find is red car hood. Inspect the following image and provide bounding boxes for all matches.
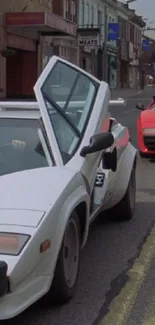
[141,110,155,128]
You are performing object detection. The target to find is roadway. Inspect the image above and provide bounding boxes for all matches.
[3,87,155,325]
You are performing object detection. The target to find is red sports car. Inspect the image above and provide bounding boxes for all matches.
[136,95,155,157]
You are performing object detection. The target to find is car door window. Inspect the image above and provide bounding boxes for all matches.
[44,99,80,164]
[41,61,98,163]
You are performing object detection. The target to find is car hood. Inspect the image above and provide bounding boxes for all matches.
[0,166,76,214]
[141,110,155,127]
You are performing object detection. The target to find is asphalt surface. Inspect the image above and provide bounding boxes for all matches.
[3,87,155,325]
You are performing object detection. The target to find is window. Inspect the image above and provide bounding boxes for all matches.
[41,61,98,163]
[86,3,89,25]
[71,0,76,22]
[45,100,79,163]
[91,6,94,26]
[98,10,102,26]
[64,0,69,19]
[81,0,85,26]
[0,118,53,176]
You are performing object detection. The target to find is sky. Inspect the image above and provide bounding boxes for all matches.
[128,0,155,39]
[129,0,154,24]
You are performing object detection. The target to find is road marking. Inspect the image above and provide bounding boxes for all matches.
[124,108,136,114]
[98,225,155,325]
[124,108,136,113]
[127,98,152,101]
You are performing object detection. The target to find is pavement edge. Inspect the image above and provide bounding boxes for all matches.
[98,225,155,325]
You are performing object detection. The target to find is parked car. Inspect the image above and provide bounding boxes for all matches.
[136,95,155,157]
[0,56,137,319]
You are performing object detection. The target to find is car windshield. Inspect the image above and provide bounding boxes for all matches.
[0,118,53,176]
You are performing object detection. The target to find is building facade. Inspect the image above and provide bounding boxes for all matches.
[128,11,145,89]
[106,0,118,88]
[0,0,77,99]
[117,2,132,88]
[117,2,145,89]
[78,0,104,77]
[140,34,155,85]
[78,0,118,86]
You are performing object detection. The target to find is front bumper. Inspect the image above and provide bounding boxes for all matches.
[0,261,8,297]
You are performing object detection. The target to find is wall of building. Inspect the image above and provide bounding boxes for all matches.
[78,0,119,85]
[0,0,79,98]
[117,5,130,88]
[117,3,144,89]
[78,0,105,77]
[106,5,118,88]
[0,0,53,98]
[0,0,52,13]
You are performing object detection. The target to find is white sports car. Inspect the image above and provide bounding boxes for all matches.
[0,56,136,319]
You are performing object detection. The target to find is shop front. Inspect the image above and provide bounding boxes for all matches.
[77,28,100,77]
[107,46,117,89]
[0,11,77,99]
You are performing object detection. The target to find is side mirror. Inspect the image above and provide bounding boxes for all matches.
[102,147,117,172]
[80,132,114,157]
[136,103,144,110]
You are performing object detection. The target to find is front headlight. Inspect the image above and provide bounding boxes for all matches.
[0,233,30,256]
[143,128,155,136]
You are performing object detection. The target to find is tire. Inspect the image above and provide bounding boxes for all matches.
[110,167,136,221]
[46,212,81,304]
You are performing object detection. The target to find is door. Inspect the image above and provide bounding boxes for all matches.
[34,56,110,193]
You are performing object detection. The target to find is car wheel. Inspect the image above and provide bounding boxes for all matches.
[111,167,136,221]
[47,212,81,304]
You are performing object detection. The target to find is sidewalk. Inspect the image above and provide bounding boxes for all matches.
[110,88,141,100]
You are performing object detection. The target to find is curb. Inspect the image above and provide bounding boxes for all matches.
[97,224,155,325]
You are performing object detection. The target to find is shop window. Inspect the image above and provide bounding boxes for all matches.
[98,10,102,26]
[81,0,85,26]
[91,6,94,26]
[64,0,69,20]
[71,0,76,23]
[86,3,89,26]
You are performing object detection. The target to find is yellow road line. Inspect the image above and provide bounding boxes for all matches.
[98,225,155,325]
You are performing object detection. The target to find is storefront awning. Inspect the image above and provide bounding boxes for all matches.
[5,12,77,37]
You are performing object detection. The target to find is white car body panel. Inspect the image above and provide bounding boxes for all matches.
[0,209,45,228]
[0,56,137,319]
[34,56,111,192]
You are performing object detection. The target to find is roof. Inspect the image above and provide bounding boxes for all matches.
[117,2,146,27]
[0,101,41,119]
